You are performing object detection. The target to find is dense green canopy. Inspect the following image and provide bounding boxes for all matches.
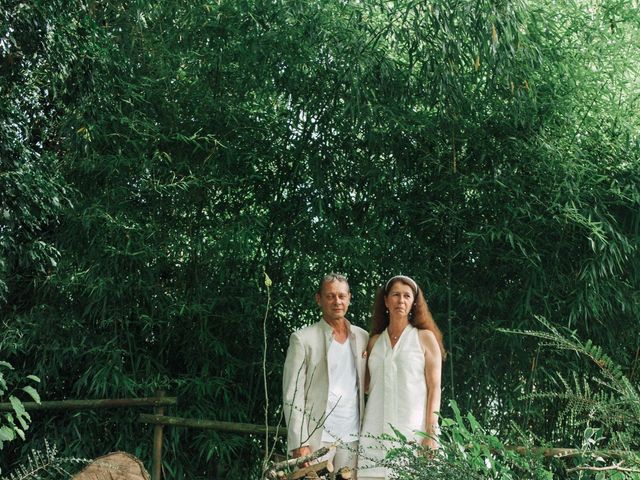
[1,0,639,478]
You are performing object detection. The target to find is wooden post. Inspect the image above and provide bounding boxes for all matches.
[152,390,166,480]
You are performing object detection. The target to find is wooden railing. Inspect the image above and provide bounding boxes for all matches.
[0,396,177,411]
[0,392,281,480]
[4,394,632,479]
[0,392,177,480]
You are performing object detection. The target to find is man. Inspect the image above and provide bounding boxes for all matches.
[282,274,369,475]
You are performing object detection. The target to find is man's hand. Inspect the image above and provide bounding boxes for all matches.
[291,446,312,467]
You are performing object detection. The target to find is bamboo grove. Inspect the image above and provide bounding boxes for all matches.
[1,0,639,478]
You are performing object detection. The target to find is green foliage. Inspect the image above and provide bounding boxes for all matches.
[385,400,554,479]
[0,1,76,305]
[385,399,640,479]
[502,317,640,453]
[0,362,40,452]
[381,322,640,479]
[0,0,639,477]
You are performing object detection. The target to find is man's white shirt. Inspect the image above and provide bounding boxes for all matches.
[322,336,359,443]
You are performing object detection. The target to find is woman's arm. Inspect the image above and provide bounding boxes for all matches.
[419,329,442,450]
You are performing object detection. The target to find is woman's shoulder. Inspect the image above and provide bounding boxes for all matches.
[417,329,439,353]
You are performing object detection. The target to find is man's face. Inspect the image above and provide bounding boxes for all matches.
[315,280,351,322]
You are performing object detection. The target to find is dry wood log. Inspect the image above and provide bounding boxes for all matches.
[71,452,150,480]
[505,446,633,458]
[289,460,333,479]
[263,443,338,479]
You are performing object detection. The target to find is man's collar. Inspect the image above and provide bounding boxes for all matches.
[320,318,352,336]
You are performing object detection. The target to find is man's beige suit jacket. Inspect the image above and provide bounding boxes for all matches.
[282,319,369,454]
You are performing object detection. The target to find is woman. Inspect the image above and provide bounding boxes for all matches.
[358,275,446,480]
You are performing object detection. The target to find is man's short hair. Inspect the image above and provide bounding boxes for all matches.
[318,273,350,294]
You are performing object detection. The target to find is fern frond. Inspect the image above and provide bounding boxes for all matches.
[506,318,640,450]
[501,316,639,398]
[0,440,88,480]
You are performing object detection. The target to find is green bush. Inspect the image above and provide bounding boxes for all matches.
[0,362,40,453]
[383,400,553,480]
[383,320,640,479]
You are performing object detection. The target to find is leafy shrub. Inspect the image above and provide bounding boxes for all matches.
[383,400,553,480]
[0,362,40,452]
[382,319,640,479]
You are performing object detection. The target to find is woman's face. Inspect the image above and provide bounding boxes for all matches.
[384,281,415,319]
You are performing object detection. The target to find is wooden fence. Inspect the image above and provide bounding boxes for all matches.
[0,393,174,480]
[1,394,633,479]
[0,392,281,480]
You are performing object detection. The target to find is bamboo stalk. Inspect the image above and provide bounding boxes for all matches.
[138,413,286,437]
[0,397,177,412]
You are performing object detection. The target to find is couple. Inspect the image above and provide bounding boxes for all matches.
[282,273,446,479]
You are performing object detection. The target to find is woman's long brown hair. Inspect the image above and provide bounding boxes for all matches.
[371,278,447,360]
